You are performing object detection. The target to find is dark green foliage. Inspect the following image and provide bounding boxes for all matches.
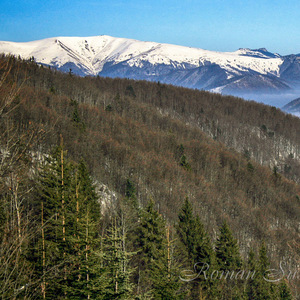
[101,221,134,299]
[136,199,165,264]
[27,146,102,298]
[175,144,191,170]
[150,243,183,300]
[177,199,216,298]
[246,242,279,300]
[125,178,137,203]
[70,99,86,131]
[215,222,242,271]
[247,162,254,172]
[177,198,195,263]
[125,85,136,97]
[279,280,293,300]
[105,104,113,111]
[72,105,80,123]
[134,200,167,296]
[179,154,191,171]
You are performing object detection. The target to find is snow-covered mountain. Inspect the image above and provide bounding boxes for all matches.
[1,35,300,99]
[282,97,300,115]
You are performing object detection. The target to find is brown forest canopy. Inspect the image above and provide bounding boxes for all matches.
[1,54,299,277]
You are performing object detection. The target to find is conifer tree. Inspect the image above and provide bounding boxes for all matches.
[246,242,278,300]
[28,146,103,298]
[125,178,138,209]
[150,225,184,300]
[246,248,258,299]
[29,145,73,298]
[63,160,102,299]
[134,199,166,296]
[177,198,196,263]
[101,219,134,299]
[215,221,243,299]
[177,198,216,298]
[255,242,277,299]
[215,221,242,271]
[278,280,293,300]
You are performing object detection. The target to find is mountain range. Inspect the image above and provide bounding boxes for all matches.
[1,35,300,108]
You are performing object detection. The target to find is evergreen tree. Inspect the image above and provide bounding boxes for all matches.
[246,248,258,299]
[177,198,216,298]
[28,146,103,298]
[134,199,166,296]
[101,220,134,299]
[215,222,243,299]
[64,160,102,299]
[29,145,73,298]
[125,178,138,208]
[215,221,242,271]
[150,225,184,300]
[278,280,293,300]
[176,198,196,263]
[246,242,278,300]
[255,242,276,299]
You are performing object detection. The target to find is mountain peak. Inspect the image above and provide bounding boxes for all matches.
[0,35,299,101]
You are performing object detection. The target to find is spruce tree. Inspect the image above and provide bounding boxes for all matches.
[278,280,293,300]
[177,198,216,298]
[215,221,242,271]
[255,242,276,299]
[30,145,73,298]
[246,243,278,300]
[215,222,243,299]
[134,199,166,296]
[150,225,184,300]
[101,220,134,299]
[28,146,103,298]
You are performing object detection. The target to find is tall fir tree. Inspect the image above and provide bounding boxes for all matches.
[215,221,243,299]
[134,199,166,297]
[177,198,216,299]
[150,225,184,300]
[28,146,103,299]
[215,221,242,271]
[101,219,134,300]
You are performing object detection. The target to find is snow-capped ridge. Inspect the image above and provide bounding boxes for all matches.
[0,35,299,98]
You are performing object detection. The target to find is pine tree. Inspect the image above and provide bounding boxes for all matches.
[246,248,258,299]
[246,243,278,300]
[150,225,184,300]
[101,219,134,299]
[255,242,276,299]
[134,199,166,296]
[215,221,242,271]
[215,222,243,299]
[125,178,138,209]
[28,146,103,298]
[64,160,102,299]
[176,198,216,298]
[278,280,293,300]
[29,145,73,298]
[176,198,196,263]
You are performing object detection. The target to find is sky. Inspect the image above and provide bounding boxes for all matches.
[0,0,299,55]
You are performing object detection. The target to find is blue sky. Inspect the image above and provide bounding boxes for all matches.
[0,0,299,55]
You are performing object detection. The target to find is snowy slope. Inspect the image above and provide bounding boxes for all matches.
[0,35,299,96]
[0,35,283,76]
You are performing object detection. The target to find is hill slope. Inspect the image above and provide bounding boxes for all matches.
[283,97,300,115]
[1,54,299,274]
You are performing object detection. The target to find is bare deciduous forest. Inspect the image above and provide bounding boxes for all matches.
[0,55,299,299]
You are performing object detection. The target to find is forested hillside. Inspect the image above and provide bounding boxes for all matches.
[0,55,299,299]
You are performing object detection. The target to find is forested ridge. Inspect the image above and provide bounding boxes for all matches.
[0,55,299,299]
